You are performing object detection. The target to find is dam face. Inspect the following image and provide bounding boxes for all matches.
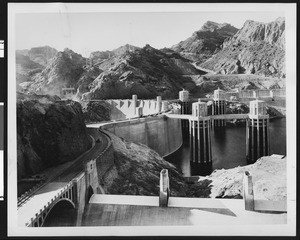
[101,115,183,157]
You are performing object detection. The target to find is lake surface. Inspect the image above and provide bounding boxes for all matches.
[165,118,286,177]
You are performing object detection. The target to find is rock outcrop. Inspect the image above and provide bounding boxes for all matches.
[82,101,110,123]
[101,132,189,197]
[171,21,238,63]
[16,52,44,86]
[17,44,201,100]
[17,93,91,179]
[82,44,201,100]
[75,66,103,99]
[90,44,140,66]
[196,156,286,201]
[16,46,58,87]
[23,46,58,67]
[201,18,285,78]
[24,48,86,96]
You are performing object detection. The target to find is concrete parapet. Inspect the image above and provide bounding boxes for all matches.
[157,96,162,112]
[159,169,170,207]
[272,88,285,97]
[88,97,172,120]
[132,95,137,115]
[238,89,285,100]
[242,170,287,213]
[243,171,254,211]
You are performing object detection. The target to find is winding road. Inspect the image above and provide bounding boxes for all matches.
[17,127,109,226]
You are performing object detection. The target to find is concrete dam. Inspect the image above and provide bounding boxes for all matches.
[87,94,182,157]
[100,116,182,157]
[19,88,286,228]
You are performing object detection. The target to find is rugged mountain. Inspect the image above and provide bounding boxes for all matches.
[89,44,140,66]
[82,44,201,100]
[16,46,58,67]
[200,18,285,78]
[23,48,86,96]
[19,45,200,99]
[75,66,103,99]
[16,52,44,85]
[17,18,285,99]
[171,21,238,63]
[16,46,58,89]
[17,93,91,179]
[27,46,58,66]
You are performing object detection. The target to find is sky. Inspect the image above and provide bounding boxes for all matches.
[15,11,284,57]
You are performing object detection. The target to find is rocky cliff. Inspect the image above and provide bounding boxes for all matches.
[196,156,286,201]
[82,101,111,123]
[171,21,238,63]
[17,44,201,100]
[90,44,140,66]
[24,48,86,96]
[16,46,58,87]
[200,18,285,78]
[16,52,44,86]
[75,66,103,99]
[17,93,91,179]
[101,132,190,197]
[23,46,58,67]
[82,44,201,100]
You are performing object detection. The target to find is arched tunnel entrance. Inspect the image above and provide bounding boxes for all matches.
[42,200,77,227]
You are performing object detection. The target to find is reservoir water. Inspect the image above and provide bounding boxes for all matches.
[165,117,286,177]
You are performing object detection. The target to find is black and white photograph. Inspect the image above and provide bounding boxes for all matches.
[6,2,296,237]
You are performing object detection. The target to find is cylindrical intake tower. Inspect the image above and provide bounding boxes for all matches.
[189,101,212,164]
[246,100,270,162]
[212,88,226,127]
[179,89,191,136]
